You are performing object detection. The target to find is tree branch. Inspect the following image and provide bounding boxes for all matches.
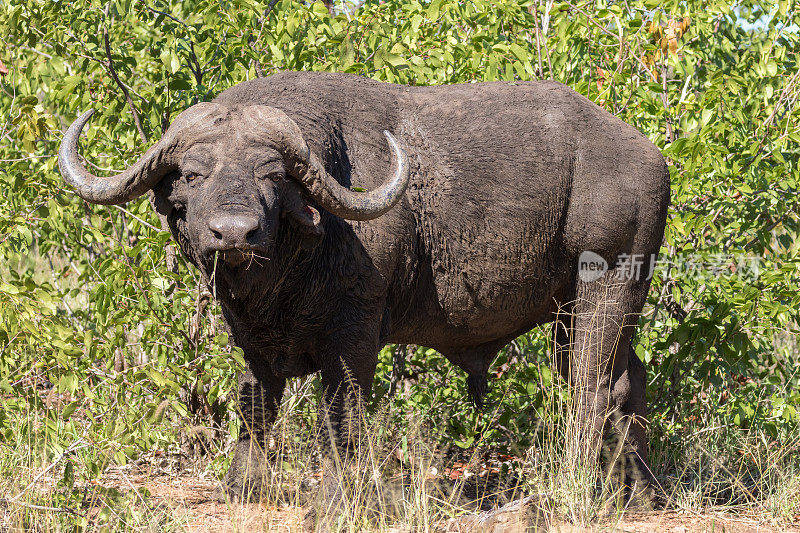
[142,3,202,85]
[103,9,147,143]
[531,2,545,79]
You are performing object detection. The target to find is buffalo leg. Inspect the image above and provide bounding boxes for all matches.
[552,302,575,383]
[319,350,377,465]
[308,346,379,526]
[613,342,653,501]
[570,271,654,502]
[216,360,286,502]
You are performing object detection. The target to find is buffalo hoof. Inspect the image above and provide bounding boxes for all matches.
[620,454,662,510]
[443,495,543,531]
[302,471,407,531]
[214,438,269,503]
[624,479,661,511]
[302,475,344,532]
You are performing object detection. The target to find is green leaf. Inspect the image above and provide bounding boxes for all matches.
[427,0,444,21]
[766,60,777,77]
[0,283,20,295]
[62,401,78,420]
[509,43,529,63]
[386,53,407,67]
[312,2,330,15]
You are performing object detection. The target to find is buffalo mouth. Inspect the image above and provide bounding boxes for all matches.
[213,248,269,269]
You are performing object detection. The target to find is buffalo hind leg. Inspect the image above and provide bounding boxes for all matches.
[612,341,654,504]
[215,361,286,502]
[570,271,655,505]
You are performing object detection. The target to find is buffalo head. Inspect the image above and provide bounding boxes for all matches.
[58,103,409,279]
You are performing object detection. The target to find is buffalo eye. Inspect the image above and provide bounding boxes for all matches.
[257,169,285,183]
[254,161,285,183]
[184,172,201,183]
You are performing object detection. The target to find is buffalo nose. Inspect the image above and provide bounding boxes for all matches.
[208,214,260,249]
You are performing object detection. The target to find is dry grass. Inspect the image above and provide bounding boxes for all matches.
[3,355,799,532]
[1,299,799,531]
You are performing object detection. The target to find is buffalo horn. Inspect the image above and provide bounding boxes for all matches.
[253,106,410,221]
[58,103,222,205]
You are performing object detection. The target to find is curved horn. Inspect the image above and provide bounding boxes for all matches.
[58,110,175,205]
[58,103,224,205]
[295,130,410,221]
[251,107,410,221]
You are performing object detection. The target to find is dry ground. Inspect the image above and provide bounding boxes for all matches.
[93,471,800,532]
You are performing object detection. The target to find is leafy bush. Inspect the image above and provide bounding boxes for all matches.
[1,0,799,528]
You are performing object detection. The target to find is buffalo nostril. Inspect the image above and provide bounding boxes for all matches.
[246,227,258,241]
[211,229,223,241]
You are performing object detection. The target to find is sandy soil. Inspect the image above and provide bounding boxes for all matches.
[99,472,302,532]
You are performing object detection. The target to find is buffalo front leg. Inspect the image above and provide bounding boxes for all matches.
[215,360,286,502]
[307,346,379,528]
[569,271,655,503]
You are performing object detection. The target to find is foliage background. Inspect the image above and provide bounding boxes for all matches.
[1,0,799,527]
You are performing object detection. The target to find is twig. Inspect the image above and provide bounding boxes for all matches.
[736,68,800,176]
[532,2,544,79]
[743,209,793,251]
[263,0,281,19]
[103,7,148,143]
[110,204,163,233]
[0,498,85,516]
[541,0,554,79]
[7,440,88,503]
[142,3,203,85]
[567,2,654,81]
[661,63,674,143]
[688,423,733,438]
[142,2,189,28]
[0,155,54,162]
[252,0,282,69]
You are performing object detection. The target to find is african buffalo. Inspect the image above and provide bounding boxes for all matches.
[59,71,669,510]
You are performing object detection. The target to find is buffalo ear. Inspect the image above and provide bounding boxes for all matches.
[151,190,173,217]
[286,202,324,251]
[151,172,184,217]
